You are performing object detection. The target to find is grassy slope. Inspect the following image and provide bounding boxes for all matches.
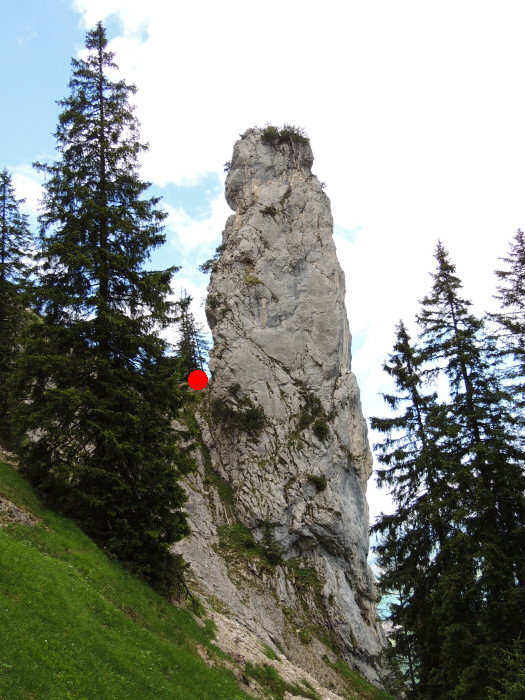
[0,459,253,700]
[0,459,396,700]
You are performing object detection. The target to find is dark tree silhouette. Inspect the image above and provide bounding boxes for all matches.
[0,168,34,446]
[10,23,195,595]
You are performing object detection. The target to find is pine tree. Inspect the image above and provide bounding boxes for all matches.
[493,229,525,348]
[416,241,525,698]
[491,229,525,419]
[10,22,194,595]
[372,243,525,699]
[370,320,464,695]
[487,636,525,699]
[0,169,34,445]
[175,289,209,376]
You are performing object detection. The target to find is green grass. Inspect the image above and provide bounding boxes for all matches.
[0,460,253,700]
[328,658,396,700]
[260,642,280,662]
[0,459,397,700]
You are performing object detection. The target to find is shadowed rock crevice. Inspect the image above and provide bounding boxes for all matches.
[172,126,389,690]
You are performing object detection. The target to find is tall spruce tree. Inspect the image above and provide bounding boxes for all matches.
[493,229,525,346]
[371,320,465,695]
[373,243,525,699]
[0,169,34,445]
[10,23,194,595]
[175,289,209,376]
[416,241,525,698]
[491,229,525,420]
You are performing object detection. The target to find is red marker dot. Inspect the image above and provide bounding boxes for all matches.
[188,370,208,390]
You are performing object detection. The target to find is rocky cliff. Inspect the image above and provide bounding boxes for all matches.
[173,126,388,693]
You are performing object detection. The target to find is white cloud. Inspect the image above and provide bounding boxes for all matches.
[10,165,43,216]
[164,191,231,250]
[72,0,151,35]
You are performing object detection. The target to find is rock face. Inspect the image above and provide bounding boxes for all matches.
[173,127,387,690]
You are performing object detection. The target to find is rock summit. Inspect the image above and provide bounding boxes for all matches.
[173,126,388,690]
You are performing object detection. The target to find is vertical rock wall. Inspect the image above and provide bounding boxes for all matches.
[174,127,387,688]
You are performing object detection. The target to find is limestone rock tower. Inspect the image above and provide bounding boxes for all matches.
[174,126,388,689]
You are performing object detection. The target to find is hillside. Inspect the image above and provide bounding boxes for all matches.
[0,457,395,700]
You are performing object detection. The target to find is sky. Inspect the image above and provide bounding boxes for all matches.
[3,0,525,541]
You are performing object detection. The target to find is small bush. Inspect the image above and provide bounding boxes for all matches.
[307,474,327,492]
[210,395,266,435]
[299,628,313,645]
[261,123,309,145]
[300,388,324,420]
[312,419,329,441]
[296,410,310,432]
[261,125,280,142]
[198,258,214,274]
[199,243,225,275]
[204,466,235,506]
[244,274,262,287]
[210,397,235,422]
[261,642,281,662]
[218,523,258,555]
[262,517,284,565]
[245,662,286,697]
[260,204,278,219]
[286,558,324,597]
[240,404,266,431]
[207,293,220,310]
[280,123,309,143]
[294,387,329,438]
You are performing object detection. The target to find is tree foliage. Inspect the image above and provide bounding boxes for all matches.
[372,241,525,699]
[174,289,209,376]
[491,229,525,421]
[493,229,525,348]
[0,168,34,445]
[10,22,194,595]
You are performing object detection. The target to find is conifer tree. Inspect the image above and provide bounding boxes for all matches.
[370,320,463,694]
[175,289,209,376]
[373,243,525,699]
[493,229,525,347]
[416,242,525,698]
[0,169,34,445]
[487,636,525,699]
[491,229,525,417]
[10,23,194,595]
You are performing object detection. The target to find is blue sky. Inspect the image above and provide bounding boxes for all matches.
[3,0,525,532]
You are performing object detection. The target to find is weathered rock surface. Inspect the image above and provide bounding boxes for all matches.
[0,496,38,528]
[173,127,388,690]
